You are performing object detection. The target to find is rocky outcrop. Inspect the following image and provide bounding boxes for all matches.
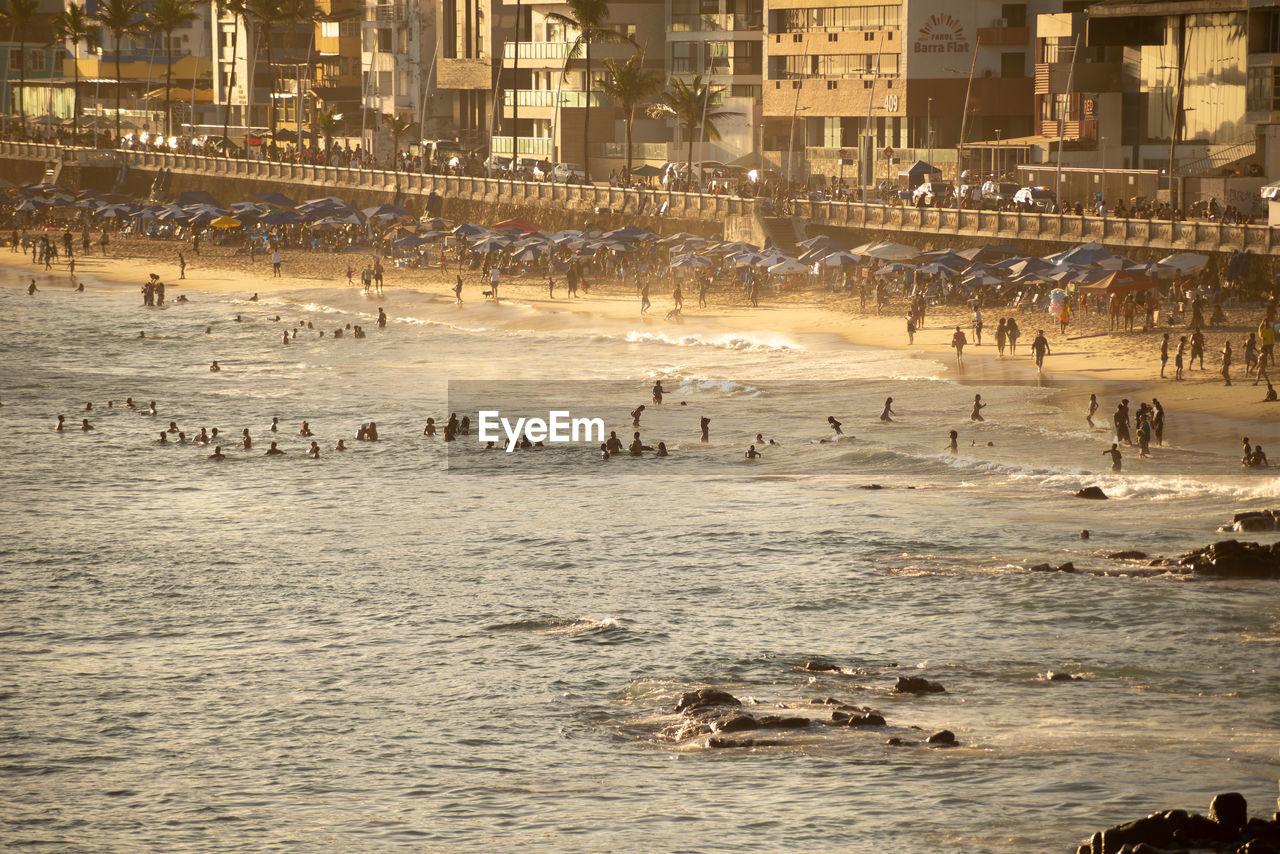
[1030,561,1077,573]
[1219,510,1280,533]
[1076,486,1108,500]
[893,676,945,694]
[1076,793,1280,854]
[1177,540,1280,579]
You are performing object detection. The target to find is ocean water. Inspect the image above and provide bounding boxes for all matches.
[1,276,1278,853]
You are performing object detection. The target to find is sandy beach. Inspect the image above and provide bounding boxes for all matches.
[7,232,1278,425]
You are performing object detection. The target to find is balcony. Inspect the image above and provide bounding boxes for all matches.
[502,41,573,62]
[670,13,762,33]
[491,135,553,156]
[976,25,1029,45]
[364,2,403,22]
[502,89,605,108]
[1034,61,1122,95]
[595,141,669,160]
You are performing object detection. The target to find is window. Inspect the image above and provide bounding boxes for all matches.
[378,29,392,51]
[321,21,338,38]
[1001,3,1027,28]
[1001,52,1024,78]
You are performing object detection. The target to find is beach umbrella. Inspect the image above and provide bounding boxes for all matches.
[863,242,919,262]
[874,263,915,277]
[209,215,242,228]
[963,273,1004,288]
[253,191,298,208]
[767,258,811,275]
[363,202,414,221]
[658,231,702,245]
[670,253,713,268]
[492,216,543,233]
[726,251,765,266]
[154,204,190,222]
[392,234,432,248]
[822,251,861,267]
[511,244,545,262]
[469,236,511,253]
[716,240,759,254]
[916,262,959,276]
[95,203,136,218]
[1157,252,1209,274]
[631,164,663,177]
[14,198,49,211]
[956,244,1022,262]
[130,208,158,221]
[1048,287,1068,302]
[259,210,307,225]
[452,222,494,239]
[796,235,842,251]
[176,190,223,208]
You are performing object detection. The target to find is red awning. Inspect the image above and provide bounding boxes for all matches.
[490,216,542,233]
[1076,272,1160,295]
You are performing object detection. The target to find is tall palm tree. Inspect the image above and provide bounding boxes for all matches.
[649,74,740,190]
[544,0,629,182]
[217,0,247,150]
[598,51,660,182]
[383,113,411,162]
[1,0,40,132]
[50,3,97,141]
[92,0,147,143]
[145,0,198,138]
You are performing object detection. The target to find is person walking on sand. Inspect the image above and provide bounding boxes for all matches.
[272,248,282,278]
[1222,340,1233,386]
[1103,442,1122,473]
[970,394,986,422]
[906,314,916,345]
[1006,318,1021,355]
[1255,320,1274,385]
[1174,336,1186,381]
[672,284,683,311]
[178,251,186,279]
[1190,327,1205,370]
[1159,332,1169,378]
[640,284,651,315]
[454,275,464,303]
[880,397,895,422]
[972,305,984,345]
[1031,329,1050,371]
[951,326,967,365]
[995,318,1007,356]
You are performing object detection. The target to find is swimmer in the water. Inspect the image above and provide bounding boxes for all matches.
[458,416,468,435]
[167,421,179,434]
[249,293,259,301]
[631,405,645,427]
[157,431,168,444]
[629,431,652,456]
[423,417,436,436]
[335,439,347,451]
[55,414,64,431]
[81,418,93,431]
[970,394,985,422]
[205,327,211,334]
[265,441,285,455]
[308,441,321,459]
[880,397,895,422]
[745,444,762,459]
[210,428,219,442]
[299,421,313,437]
[600,442,610,460]
[209,446,225,460]
[656,442,668,457]
[700,416,710,443]
[176,432,187,444]
[196,427,209,444]
[652,381,664,405]
[484,441,495,450]
[366,422,378,441]
[138,331,146,338]
[1103,442,1122,473]
[26,280,37,294]
[242,429,252,449]
[270,417,279,432]
[282,333,289,345]
[147,401,156,415]
[125,398,135,409]
[827,416,843,435]
[948,430,958,453]
[605,431,623,453]
[85,402,93,411]
[210,360,220,371]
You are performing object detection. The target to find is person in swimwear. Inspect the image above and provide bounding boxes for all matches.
[167,421,179,434]
[1086,393,1098,427]
[947,430,958,453]
[970,394,985,422]
[176,432,188,444]
[147,401,157,415]
[652,381,664,405]
[125,398,136,409]
[55,414,64,431]
[1103,443,1122,472]
[629,431,652,456]
[631,405,645,427]
[157,431,168,444]
[828,416,843,435]
[1266,383,1279,402]
[270,417,279,432]
[242,429,252,449]
[308,441,321,459]
[700,416,710,443]
[335,439,347,451]
[81,418,93,431]
[209,446,225,460]
[745,444,762,459]
[210,361,220,371]
[880,397,895,422]
[300,421,313,437]
[605,431,623,453]
[423,417,436,436]
[600,442,611,460]
[265,441,285,455]
[656,442,668,457]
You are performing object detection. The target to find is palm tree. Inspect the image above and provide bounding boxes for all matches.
[598,51,660,183]
[649,74,740,190]
[383,113,411,163]
[1,0,40,132]
[92,0,147,143]
[544,0,630,182]
[217,0,246,150]
[145,0,198,138]
[316,108,341,155]
[50,3,97,141]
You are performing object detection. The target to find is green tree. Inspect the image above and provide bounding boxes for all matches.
[544,0,630,182]
[649,74,740,190]
[1,0,40,131]
[145,0,198,138]
[597,51,660,183]
[49,3,98,141]
[383,113,411,162]
[91,0,147,143]
[315,107,341,154]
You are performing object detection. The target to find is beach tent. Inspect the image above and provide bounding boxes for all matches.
[897,160,941,188]
[452,223,495,239]
[491,216,542,233]
[1076,272,1160,296]
[631,164,663,177]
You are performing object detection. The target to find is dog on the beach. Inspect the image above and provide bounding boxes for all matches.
[482,290,493,298]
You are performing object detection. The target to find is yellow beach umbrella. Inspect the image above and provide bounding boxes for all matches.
[209,215,241,228]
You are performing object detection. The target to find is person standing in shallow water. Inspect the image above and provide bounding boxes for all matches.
[700,416,710,443]
[880,397,895,422]
[1086,393,1098,427]
[970,394,985,422]
[1103,443,1122,472]
[951,326,967,365]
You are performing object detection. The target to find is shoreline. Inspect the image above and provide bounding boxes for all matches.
[5,237,1277,427]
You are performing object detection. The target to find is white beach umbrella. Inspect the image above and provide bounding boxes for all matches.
[767,258,811,275]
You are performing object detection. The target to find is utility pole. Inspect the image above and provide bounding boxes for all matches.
[1054,31,1080,209]
[957,34,980,186]
[511,0,520,172]
[1166,14,1186,211]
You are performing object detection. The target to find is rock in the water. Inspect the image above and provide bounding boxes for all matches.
[1098,816,1176,852]
[714,714,760,734]
[1108,550,1149,560]
[1029,562,1077,573]
[859,484,884,490]
[894,676,945,694]
[1046,671,1079,681]
[886,736,918,746]
[707,737,783,748]
[756,715,810,729]
[674,688,742,714]
[1179,540,1280,579]
[1080,529,1091,539]
[1210,792,1249,834]
[1076,486,1108,500]
[802,659,842,673]
[927,729,957,746]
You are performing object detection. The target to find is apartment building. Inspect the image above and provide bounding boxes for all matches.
[761,0,1057,182]
[436,0,511,148]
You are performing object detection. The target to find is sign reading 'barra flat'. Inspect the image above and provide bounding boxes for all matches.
[914,13,969,54]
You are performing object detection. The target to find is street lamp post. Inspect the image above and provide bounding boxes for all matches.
[994,128,1002,179]
[926,97,932,160]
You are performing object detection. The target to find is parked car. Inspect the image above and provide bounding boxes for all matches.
[551,162,587,183]
[980,181,1021,209]
[912,180,954,205]
[1014,186,1056,211]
